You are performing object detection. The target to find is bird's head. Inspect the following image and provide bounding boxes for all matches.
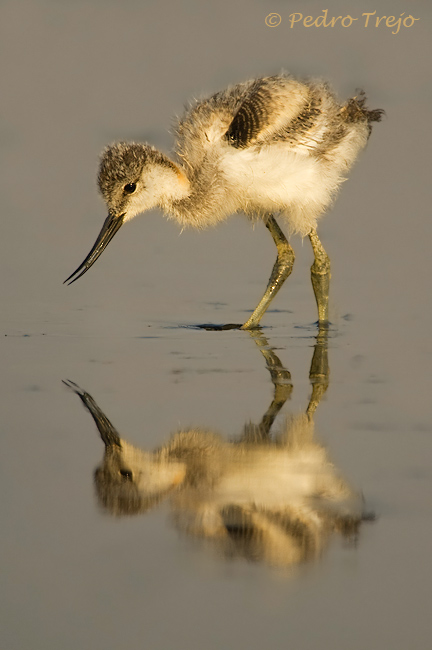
[63,379,186,516]
[64,142,189,285]
[94,438,187,517]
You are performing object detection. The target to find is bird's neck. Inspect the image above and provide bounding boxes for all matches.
[160,158,231,229]
[155,160,191,205]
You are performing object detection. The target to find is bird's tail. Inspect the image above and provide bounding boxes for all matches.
[342,91,385,134]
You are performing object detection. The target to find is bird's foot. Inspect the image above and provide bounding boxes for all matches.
[195,323,243,331]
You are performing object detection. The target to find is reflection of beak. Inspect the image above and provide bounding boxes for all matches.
[62,380,122,449]
[64,211,125,285]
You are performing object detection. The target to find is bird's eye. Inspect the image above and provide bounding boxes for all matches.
[119,468,133,481]
[123,183,136,194]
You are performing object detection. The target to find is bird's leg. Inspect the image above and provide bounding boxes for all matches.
[241,215,295,329]
[240,329,293,443]
[306,326,329,420]
[308,228,331,325]
[249,329,293,438]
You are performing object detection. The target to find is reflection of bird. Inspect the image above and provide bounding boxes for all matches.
[65,74,383,327]
[64,329,370,567]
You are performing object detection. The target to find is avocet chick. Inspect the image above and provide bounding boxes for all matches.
[65,74,383,327]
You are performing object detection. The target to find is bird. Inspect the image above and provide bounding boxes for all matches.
[63,329,369,567]
[64,73,383,328]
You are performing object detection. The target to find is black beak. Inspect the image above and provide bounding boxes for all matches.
[64,212,125,285]
[63,380,122,449]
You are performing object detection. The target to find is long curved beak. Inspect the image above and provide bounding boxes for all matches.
[64,211,125,285]
[63,380,122,449]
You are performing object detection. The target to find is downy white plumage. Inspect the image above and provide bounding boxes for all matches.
[65,74,382,327]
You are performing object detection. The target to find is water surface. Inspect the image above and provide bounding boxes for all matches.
[1,1,431,648]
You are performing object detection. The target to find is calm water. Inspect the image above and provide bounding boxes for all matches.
[1,1,431,648]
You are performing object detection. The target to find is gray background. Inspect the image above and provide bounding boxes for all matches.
[1,0,431,648]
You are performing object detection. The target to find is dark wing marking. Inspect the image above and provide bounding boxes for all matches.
[224,80,275,149]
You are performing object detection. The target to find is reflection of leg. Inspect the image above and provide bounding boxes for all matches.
[244,329,293,440]
[306,327,329,419]
[309,229,331,324]
[242,215,295,329]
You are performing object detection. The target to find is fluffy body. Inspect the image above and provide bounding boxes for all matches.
[99,74,382,235]
[91,414,364,566]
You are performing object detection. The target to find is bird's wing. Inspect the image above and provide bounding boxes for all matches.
[224,76,315,149]
[174,76,324,166]
[173,80,254,168]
